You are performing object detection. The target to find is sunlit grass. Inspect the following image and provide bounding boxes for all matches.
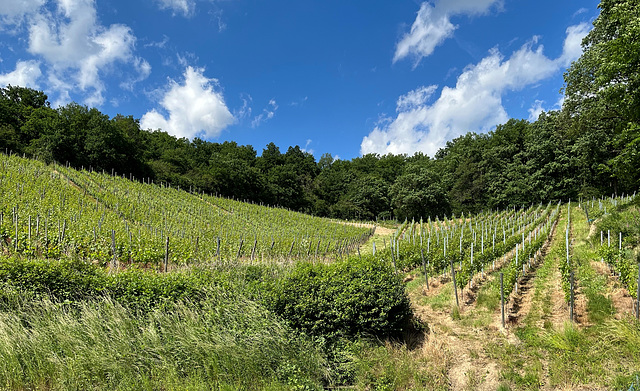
[0,294,327,391]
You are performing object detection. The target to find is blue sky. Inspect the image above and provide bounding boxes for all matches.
[0,0,599,160]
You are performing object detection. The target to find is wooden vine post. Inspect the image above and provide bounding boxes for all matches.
[111,230,117,271]
[500,272,505,328]
[164,236,169,273]
[570,271,574,322]
[450,258,459,307]
[636,264,640,321]
[421,247,429,290]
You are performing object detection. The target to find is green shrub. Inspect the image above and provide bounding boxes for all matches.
[266,255,413,340]
[0,256,105,302]
[0,256,217,311]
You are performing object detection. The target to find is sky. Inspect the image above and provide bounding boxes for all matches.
[0,0,600,160]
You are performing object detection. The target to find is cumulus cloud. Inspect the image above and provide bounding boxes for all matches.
[363,24,590,157]
[0,0,149,105]
[251,99,278,128]
[394,0,502,65]
[0,0,45,26]
[26,0,145,105]
[156,0,195,17]
[140,66,235,139]
[558,23,590,66]
[0,60,41,88]
[396,85,437,111]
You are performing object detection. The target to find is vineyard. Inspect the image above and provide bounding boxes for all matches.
[0,153,639,390]
[0,153,373,267]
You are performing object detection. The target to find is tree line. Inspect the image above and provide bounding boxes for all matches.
[1,0,638,221]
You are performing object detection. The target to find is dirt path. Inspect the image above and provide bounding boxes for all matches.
[411,291,503,391]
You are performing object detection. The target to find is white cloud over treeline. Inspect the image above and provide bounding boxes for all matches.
[362,23,590,157]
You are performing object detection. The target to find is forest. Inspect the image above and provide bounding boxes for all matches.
[1,0,638,221]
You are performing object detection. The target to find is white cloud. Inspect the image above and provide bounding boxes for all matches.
[0,60,41,88]
[235,93,252,120]
[251,98,278,128]
[140,66,235,139]
[26,0,144,105]
[301,139,314,155]
[394,3,456,65]
[396,85,437,111]
[363,24,590,157]
[0,0,45,26]
[0,0,148,105]
[527,95,567,122]
[394,0,502,65]
[573,8,588,17]
[527,100,545,122]
[144,35,169,49]
[156,0,194,17]
[558,23,590,66]
[289,96,308,107]
[120,57,151,91]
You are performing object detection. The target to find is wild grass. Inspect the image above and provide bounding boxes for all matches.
[0,291,327,391]
[350,340,449,391]
[572,206,616,323]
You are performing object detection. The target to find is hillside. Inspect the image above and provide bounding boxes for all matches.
[0,153,639,389]
[0,152,372,267]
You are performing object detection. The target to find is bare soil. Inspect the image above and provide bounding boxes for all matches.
[591,260,636,318]
[411,295,503,391]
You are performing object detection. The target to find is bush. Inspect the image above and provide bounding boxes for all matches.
[0,256,105,302]
[0,256,218,311]
[0,255,415,343]
[266,255,413,340]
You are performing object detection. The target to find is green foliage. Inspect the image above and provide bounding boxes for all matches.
[1,76,639,219]
[563,0,640,191]
[0,256,209,311]
[595,197,640,296]
[0,153,372,265]
[0,256,105,302]
[266,256,413,340]
[0,254,415,346]
[0,295,327,390]
[389,160,450,221]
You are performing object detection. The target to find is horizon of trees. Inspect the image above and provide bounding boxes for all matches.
[1,0,638,222]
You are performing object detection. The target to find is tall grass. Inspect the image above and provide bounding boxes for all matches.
[0,291,327,390]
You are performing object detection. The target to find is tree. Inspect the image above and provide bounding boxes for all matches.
[563,0,640,193]
[389,160,450,221]
[0,86,50,154]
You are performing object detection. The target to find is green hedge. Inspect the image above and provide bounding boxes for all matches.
[0,257,210,311]
[265,256,413,340]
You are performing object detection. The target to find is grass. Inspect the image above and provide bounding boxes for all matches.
[571,206,616,323]
[410,279,455,311]
[476,278,500,311]
[0,292,328,390]
[350,340,449,391]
